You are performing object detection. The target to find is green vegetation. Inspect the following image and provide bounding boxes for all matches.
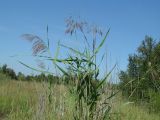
[0,79,160,120]
[0,64,17,80]
[0,78,73,120]
[0,65,61,83]
[119,36,160,113]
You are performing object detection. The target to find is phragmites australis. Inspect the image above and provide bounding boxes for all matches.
[90,25,103,37]
[65,16,88,35]
[21,34,47,55]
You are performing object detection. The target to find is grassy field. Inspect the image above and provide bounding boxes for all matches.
[0,76,160,120]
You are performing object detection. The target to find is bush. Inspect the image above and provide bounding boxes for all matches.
[149,90,160,113]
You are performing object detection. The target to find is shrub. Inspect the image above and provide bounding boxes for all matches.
[149,90,160,113]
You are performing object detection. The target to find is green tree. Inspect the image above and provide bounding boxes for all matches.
[17,72,25,81]
[119,36,160,101]
[2,64,7,74]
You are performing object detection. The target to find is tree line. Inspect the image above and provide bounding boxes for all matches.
[0,64,61,83]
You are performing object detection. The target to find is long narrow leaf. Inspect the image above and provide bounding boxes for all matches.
[19,61,53,75]
[54,63,69,76]
[54,41,60,60]
[46,25,50,49]
[60,44,87,58]
[97,64,116,89]
[94,29,110,54]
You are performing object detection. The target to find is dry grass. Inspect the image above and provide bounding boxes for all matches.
[0,79,160,120]
[0,79,73,120]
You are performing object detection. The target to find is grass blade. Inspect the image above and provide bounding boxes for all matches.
[94,29,110,54]
[19,61,53,75]
[96,64,116,89]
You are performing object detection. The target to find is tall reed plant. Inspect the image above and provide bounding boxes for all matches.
[20,18,117,120]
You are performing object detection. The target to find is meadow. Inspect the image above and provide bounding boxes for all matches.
[0,74,160,120]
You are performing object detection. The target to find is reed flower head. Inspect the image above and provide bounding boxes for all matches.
[89,25,103,37]
[22,34,47,55]
[65,16,88,35]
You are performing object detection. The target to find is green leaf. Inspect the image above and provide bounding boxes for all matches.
[35,55,51,59]
[60,44,87,58]
[97,53,105,68]
[47,25,50,49]
[96,64,116,89]
[54,41,60,60]
[54,63,69,76]
[19,61,53,75]
[94,29,110,54]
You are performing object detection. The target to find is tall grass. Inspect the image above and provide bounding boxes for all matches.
[0,79,160,120]
[0,79,74,120]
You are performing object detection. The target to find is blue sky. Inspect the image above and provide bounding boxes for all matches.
[0,0,160,76]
